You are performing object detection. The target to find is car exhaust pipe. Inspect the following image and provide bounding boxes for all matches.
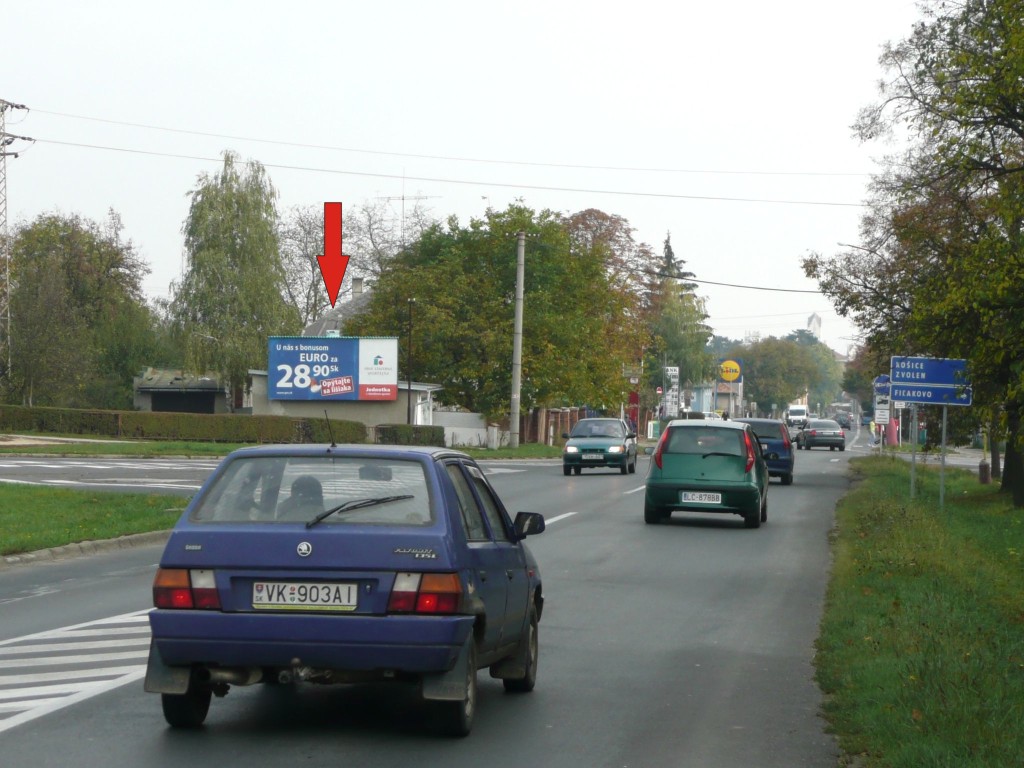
[204,667,263,686]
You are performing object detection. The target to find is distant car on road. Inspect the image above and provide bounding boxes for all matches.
[735,417,795,485]
[562,417,638,475]
[796,419,847,451]
[835,413,853,429]
[644,419,769,528]
[145,443,546,737]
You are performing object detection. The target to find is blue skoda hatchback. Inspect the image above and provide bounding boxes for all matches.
[145,444,545,737]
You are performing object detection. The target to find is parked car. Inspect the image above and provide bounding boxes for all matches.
[145,444,546,737]
[643,419,769,528]
[734,417,795,485]
[562,417,638,475]
[796,419,847,451]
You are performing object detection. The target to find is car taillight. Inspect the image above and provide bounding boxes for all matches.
[743,431,756,473]
[809,430,818,437]
[153,568,221,610]
[388,572,463,614]
[781,429,791,450]
[652,428,671,469]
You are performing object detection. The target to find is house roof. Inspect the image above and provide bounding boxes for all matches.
[302,290,373,337]
[134,367,222,392]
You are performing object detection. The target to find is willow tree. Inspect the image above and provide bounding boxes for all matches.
[171,152,300,403]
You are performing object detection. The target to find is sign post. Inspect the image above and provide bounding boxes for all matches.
[890,357,971,508]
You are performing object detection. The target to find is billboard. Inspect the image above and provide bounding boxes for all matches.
[268,337,398,401]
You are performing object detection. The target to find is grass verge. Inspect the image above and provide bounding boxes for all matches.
[0,485,188,556]
[0,435,565,460]
[816,455,1024,767]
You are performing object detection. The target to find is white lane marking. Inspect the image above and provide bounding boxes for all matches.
[0,637,149,656]
[624,485,646,495]
[544,512,578,525]
[0,610,151,735]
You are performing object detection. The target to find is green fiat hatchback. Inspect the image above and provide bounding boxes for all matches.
[644,419,769,528]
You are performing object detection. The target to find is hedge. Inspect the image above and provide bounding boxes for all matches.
[0,406,368,444]
[373,423,446,447]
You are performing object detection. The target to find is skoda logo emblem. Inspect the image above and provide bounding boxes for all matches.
[296,541,312,557]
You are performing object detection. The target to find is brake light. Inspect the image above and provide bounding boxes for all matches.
[652,428,671,469]
[743,431,756,473]
[153,568,221,610]
[388,572,463,614]
[781,428,792,451]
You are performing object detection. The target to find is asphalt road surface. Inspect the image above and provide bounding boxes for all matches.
[0,446,857,768]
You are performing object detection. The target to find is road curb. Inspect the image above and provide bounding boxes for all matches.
[1,530,172,571]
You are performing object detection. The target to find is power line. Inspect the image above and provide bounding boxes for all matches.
[33,137,867,208]
[34,107,871,179]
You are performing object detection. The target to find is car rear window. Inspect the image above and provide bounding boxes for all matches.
[190,455,433,526]
[664,427,743,456]
[743,422,785,440]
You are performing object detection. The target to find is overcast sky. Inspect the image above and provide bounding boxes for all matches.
[4,0,924,354]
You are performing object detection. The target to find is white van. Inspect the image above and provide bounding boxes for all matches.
[786,405,808,428]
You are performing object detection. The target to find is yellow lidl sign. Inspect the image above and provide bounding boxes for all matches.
[719,359,742,382]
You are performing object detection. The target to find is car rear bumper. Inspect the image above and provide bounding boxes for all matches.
[645,481,760,514]
[149,610,474,672]
[805,439,845,449]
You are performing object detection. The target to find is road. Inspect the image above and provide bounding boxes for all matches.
[0,444,858,768]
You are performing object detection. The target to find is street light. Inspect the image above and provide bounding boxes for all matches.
[407,297,416,426]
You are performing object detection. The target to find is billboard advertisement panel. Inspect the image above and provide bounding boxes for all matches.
[268,337,398,401]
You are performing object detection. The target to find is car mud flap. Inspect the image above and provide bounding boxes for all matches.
[489,622,528,680]
[421,637,472,702]
[143,641,192,695]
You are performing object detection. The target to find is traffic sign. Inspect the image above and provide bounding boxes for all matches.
[890,383,973,406]
[890,356,967,386]
[875,408,890,425]
[873,374,890,395]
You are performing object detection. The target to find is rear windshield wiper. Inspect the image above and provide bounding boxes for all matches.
[702,451,739,459]
[306,495,414,529]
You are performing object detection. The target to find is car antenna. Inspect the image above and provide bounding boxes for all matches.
[324,410,337,448]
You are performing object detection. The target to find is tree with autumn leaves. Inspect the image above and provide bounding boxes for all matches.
[804,0,1024,504]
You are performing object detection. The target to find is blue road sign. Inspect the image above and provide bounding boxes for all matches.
[873,374,890,395]
[890,356,968,386]
[890,383,973,406]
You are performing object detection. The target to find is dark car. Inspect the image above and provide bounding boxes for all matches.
[835,413,853,430]
[796,419,847,451]
[735,417,795,485]
[643,419,769,528]
[562,417,638,475]
[144,444,546,737]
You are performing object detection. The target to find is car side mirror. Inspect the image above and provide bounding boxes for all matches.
[513,511,545,538]
[561,432,570,440]
[626,432,637,440]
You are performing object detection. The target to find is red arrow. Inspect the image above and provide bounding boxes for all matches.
[317,202,348,307]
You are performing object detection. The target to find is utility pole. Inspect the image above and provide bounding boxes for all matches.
[0,99,32,385]
[510,231,525,448]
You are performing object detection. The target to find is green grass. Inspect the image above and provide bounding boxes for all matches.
[816,455,1024,767]
[0,434,564,460]
[0,485,188,556]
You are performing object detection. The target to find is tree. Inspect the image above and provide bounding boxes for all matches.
[344,204,645,420]
[804,0,1024,504]
[728,337,826,417]
[5,211,157,408]
[642,232,714,401]
[170,152,300,403]
[278,200,436,328]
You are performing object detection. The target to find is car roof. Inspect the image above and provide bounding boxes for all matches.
[223,443,470,462]
[664,418,747,430]
[734,417,784,425]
